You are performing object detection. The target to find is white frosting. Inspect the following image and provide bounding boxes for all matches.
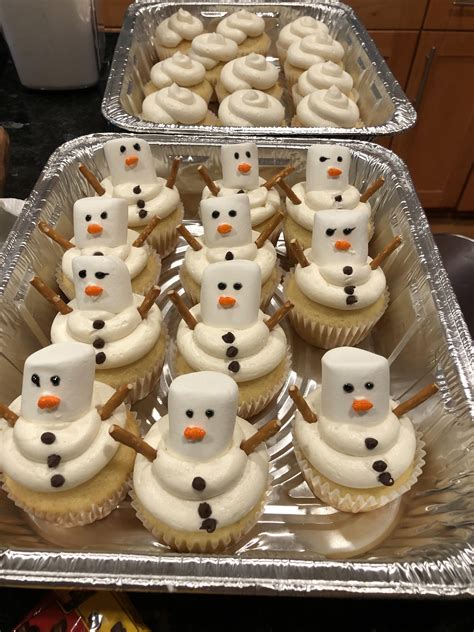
[295,61,354,99]
[189,33,238,70]
[202,179,280,226]
[277,16,329,55]
[216,10,266,45]
[296,86,360,128]
[142,84,209,125]
[150,52,206,89]
[218,89,285,127]
[155,9,204,48]
[220,54,279,92]
[287,33,345,69]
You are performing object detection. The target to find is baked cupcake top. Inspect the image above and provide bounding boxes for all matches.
[155,9,204,48]
[220,53,279,93]
[287,32,345,68]
[101,137,181,227]
[296,86,360,127]
[189,33,239,70]
[51,255,163,370]
[296,60,354,97]
[219,89,285,127]
[142,84,209,125]
[216,9,266,45]
[1,343,128,492]
[150,52,207,89]
[277,16,330,54]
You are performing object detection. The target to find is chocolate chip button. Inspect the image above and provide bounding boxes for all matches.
[133,185,142,194]
[335,195,343,203]
[51,474,65,488]
[198,502,212,519]
[93,337,105,349]
[200,518,217,533]
[344,285,355,295]
[93,251,104,256]
[372,460,387,472]
[41,432,56,445]
[138,209,148,219]
[228,361,240,373]
[378,472,394,486]
[225,251,234,261]
[93,319,105,330]
[137,199,146,209]
[226,346,238,358]
[192,476,206,491]
[222,332,235,343]
[346,295,358,305]
[95,352,106,365]
[47,454,61,468]
[365,437,378,450]
[343,266,353,275]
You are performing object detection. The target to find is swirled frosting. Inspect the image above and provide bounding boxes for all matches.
[216,10,266,45]
[177,305,287,383]
[220,54,279,93]
[150,52,206,89]
[50,294,162,369]
[296,61,354,99]
[219,89,285,127]
[133,414,268,531]
[202,178,280,226]
[189,33,238,70]
[155,9,204,48]
[287,33,345,68]
[277,16,329,56]
[294,388,416,488]
[3,382,127,492]
[142,84,209,125]
[296,86,360,128]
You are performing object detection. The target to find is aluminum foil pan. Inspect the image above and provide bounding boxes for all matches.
[101,1,416,139]
[0,134,472,596]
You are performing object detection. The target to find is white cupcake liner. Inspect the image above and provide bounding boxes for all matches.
[125,324,169,405]
[135,204,184,258]
[293,432,426,514]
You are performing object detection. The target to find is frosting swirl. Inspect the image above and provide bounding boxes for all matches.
[295,61,354,100]
[277,16,329,56]
[287,33,345,69]
[220,54,279,92]
[219,89,285,127]
[155,9,204,48]
[150,52,206,89]
[142,84,208,125]
[189,33,238,70]
[296,86,360,128]
[216,10,266,44]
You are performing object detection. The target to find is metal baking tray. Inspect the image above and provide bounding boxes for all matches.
[101,1,416,139]
[0,134,472,596]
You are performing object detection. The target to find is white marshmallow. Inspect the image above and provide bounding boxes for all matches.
[306,144,351,192]
[167,371,239,461]
[20,342,95,423]
[103,137,157,187]
[200,193,253,249]
[72,255,133,314]
[311,208,369,268]
[221,142,260,190]
[73,197,128,250]
[321,347,390,424]
[200,260,261,329]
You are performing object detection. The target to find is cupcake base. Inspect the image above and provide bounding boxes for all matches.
[143,78,214,104]
[215,80,283,104]
[235,33,271,58]
[291,114,364,129]
[2,413,139,527]
[154,40,192,61]
[131,204,184,258]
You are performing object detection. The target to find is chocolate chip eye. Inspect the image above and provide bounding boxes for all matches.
[218,282,227,290]
[233,282,242,290]
[337,156,343,162]
[365,382,374,390]
[343,227,355,235]
[229,210,237,217]
[212,211,220,219]
[234,152,239,159]
[31,373,40,387]
[85,214,92,222]
[246,151,251,158]
[95,272,109,279]
[79,269,87,278]
[51,375,60,386]
[120,145,126,153]
[133,143,141,151]
[100,211,108,219]
[326,228,336,236]
[205,409,214,418]
[319,156,328,162]
[343,383,354,393]
[186,409,193,418]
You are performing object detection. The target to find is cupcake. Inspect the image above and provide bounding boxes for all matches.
[188,33,238,86]
[141,84,219,126]
[101,137,183,258]
[218,89,286,127]
[284,208,393,349]
[293,86,361,128]
[172,260,292,418]
[124,371,275,552]
[179,193,281,307]
[276,16,330,63]
[284,32,345,88]
[292,347,427,513]
[292,61,357,106]
[154,9,204,60]
[49,255,166,404]
[200,142,282,241]
[0,342,138,526]
[144,52,213,104]
[215,9,270,57]
[215,54,282,103]
[284,144,372,252]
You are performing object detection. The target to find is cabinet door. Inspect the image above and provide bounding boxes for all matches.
[457,167,474,212]
[96,0,132,30]
[424,0,474,31]
[344,0,428,29]
[392,32,474,209]
[368,31,419,88]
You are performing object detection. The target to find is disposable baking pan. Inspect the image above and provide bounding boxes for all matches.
[101,2,416,139]
[0,134,471,596]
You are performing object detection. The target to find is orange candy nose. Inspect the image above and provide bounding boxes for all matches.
[37,395,61,410]
[238,162,252,173]
[352,399,373,412]
[217,223,233,234]
[85,285,103,297]
[87,223,103,234]
[335,240,351,251]
[183,426,206,442]
[125,155,139,167]
[218,295,236,308]
[327,167,342,177]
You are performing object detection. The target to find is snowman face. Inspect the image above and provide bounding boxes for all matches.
[73,197,128,250]
[306,145,351,192]
[167,371,238,461]
[221,143,259,190]
[103,137,157,187]
[200,193,252,249]
[72,255,133,314]
[321,347,390,424]
[311,208,369,268]
[200,260,261,330]
[20,342,95,423]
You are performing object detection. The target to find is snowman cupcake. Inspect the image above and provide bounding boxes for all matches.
[215,9,271,57]
[292,347,428,513]
[122,372,275,552]
[284,32,345,88]
[0,343,138,526]
[154,9,205,60]
[100,138,183,258]
[201,143,282,241]
[276,16,330,63]
[172,260,292,418]
[144,53,213,104]
[49,255,166,403]
[179,193,281,307]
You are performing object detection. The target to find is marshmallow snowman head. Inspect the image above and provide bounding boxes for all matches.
[20,342,95,423]
[200,193,253,249]
[73,197,128,250]
[306,144,351,192]
[104,137,157,187]
[221,143,260,190]
[311,208,369,268]
[200,260,261,330]
[167,371,238,461]
[72,255,133,314]
[321,347,390,424]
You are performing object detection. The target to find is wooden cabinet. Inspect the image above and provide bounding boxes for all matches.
[458,168,474,211]
[368,30,419,88]
[424,0,474,30]
[345,0,428,30]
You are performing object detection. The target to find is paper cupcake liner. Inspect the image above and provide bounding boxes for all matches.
[56,264,73,300]
[291,115,364,129]
[154,40,192,61]
[293,432,426,514]
[134,204,184,259]
[260,262,284,310]
[126,324,169,405]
